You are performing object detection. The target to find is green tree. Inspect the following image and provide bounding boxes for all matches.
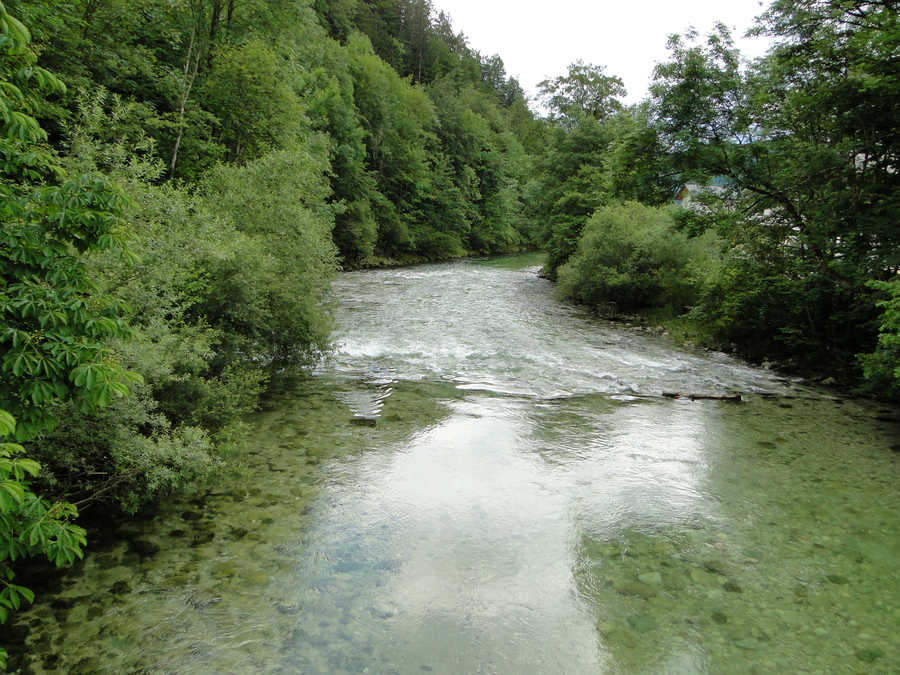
[0,0,139,440]
[859,280,900,398]
[538,60,626,123]
[530,113,615,276]
[651,10,899,372]
[203,38,305,162]
[199,141,338,364]
[0,3,131,662]
[530,61,628,276]
[601,105,678,206]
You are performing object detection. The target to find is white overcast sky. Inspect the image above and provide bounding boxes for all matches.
[433,0,773,104]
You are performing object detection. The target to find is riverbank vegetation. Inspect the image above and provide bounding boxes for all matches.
[0,0,897,658]
[539,1,898,395]
[0,0,541,656]
[2,0,541,501]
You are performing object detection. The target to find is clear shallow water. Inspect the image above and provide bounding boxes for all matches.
[8,255,900,674]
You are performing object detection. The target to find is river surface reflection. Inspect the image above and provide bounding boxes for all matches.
[9,255,900,674]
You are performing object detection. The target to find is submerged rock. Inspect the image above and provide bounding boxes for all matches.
[690,567,721,588]
[702,559,727,575]
[856,648,884,663]
[212,561,236,579]
[723,581,743,593]
[109,580,131,595]
[637,572,663,587]
[227,527,249,541]
[72,657,100,674]
[276,603,301,614]
[618,580,658,599]
[627,614,658,633]
[129,540,161,557]
[190,530,215,547]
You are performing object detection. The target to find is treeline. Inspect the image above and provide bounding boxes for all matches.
[14,0,540,264]
[534,0,899,398]
[0,0,542,656]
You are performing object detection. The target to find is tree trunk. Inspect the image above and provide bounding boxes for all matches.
[206,0,224,70]
[662,392,743,401]
[170,30,201,178]
[226,0,236,32]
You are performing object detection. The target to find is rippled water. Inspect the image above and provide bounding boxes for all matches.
[8,255,900,674]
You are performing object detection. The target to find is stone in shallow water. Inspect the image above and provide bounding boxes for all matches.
[638,572,663,587]
[109,580,130,595]
[690,567,721,588]
[51,596,83,610]
[227,527,249,540]
[129,540,161,557]
[244,571,269,585]
[711,611,728,625]
[826,574,849,585]
[702,559,727,575]
[627,614,658,633]
[191,530,215,546]
[856,648,884,663]
[212,561,236,579]
[72,657,100,674]
[662,572,687,591]
[618,580,658,599]
[371,602,395,619]
[723,580,743,593]
[276,603,301,614]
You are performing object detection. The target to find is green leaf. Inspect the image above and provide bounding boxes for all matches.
[0,411,14,438]
[11,585,33,604]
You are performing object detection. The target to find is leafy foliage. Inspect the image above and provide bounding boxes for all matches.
[646,6,898,379]
[538,60,626,123]
[556,202,719,313]
[0,409,85,670]
[859,280,900,397]
[0,0,140,439]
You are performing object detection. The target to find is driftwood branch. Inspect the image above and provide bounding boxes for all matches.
[663,392,742,401]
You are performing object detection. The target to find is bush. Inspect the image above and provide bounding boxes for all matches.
[199,143,338,365]
[36,388,220,514]
[25,98,337,515]
[859,279,900,398]
[556,201,720,313]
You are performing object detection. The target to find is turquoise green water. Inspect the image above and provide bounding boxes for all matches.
[7,256,899,673]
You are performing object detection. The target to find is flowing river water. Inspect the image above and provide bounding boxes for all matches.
[8,254,900,673]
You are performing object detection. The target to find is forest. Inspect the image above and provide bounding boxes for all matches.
[0,0,897,662]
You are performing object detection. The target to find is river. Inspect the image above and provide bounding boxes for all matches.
[8,254,900,673]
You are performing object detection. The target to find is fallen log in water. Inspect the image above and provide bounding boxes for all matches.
[663,392,742,402]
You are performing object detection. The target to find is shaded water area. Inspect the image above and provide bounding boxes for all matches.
[8,254,900,673]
